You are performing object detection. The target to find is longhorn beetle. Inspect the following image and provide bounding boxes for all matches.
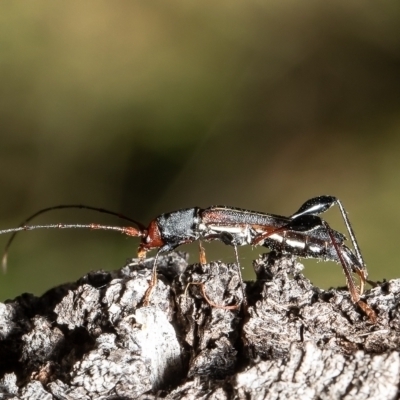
[0,196,376,322]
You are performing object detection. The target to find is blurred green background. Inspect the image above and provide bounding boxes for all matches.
[0,1,399,301]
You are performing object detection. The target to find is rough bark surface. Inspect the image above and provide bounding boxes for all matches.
[0,251,399,399]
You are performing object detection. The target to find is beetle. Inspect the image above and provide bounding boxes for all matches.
[0,196,376,321]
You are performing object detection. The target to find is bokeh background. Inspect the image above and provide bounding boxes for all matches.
[0,1,399,301]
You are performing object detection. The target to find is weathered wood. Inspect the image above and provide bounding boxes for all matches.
[0,251,399,399]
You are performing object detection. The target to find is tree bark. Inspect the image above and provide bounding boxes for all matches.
[0,251,399,399]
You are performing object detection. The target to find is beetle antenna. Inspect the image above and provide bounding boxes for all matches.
[2,204,146,272]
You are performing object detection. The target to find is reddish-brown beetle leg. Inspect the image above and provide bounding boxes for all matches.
[357,300,377,324]
[199,241,207,264]
[185,282,240,310]
[142,251,160,306]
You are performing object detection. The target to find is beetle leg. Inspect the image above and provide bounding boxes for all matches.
[143,251,160,306]
[199,240,207,264]
[185,282,240,310]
